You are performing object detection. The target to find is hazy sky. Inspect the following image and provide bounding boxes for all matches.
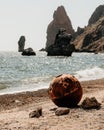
[0,0,103,51]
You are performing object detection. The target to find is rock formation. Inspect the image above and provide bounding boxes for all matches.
[81,97,101,109]
[18,36,25,52]
[46,28,75,56]
[29,107,42,118]
[72,4,104,53]
[47,28,75,56]
[72,26,85,40]
[18,36,36,56]
[55,107,70,116]
[73,16,104,53]
[88,5,104,25]
[22,47,36,56]
[45,6,74,50]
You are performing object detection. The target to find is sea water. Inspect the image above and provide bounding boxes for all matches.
[0,51,104,95]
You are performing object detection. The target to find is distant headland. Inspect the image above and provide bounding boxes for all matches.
[45,5,104,54]
[18,5,104,56]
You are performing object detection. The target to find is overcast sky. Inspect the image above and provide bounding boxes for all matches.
[0,0,103,51]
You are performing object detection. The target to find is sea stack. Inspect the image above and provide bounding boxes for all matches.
[18,36,36,56]
[46,28,75,56]
[45,6,74,50]
[18,36,25,52]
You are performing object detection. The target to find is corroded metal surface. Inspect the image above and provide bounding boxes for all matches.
[48,74,83,107]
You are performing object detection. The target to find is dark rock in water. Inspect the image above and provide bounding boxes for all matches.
[29,107,42,118]
[55,107,70,116]
[48,74,83,107]
[22,47,36,56]
[18,36,25,52]
[18,36,36,55]
[46,28,75,56]
[81,97,101,109]
[45,6,74,50]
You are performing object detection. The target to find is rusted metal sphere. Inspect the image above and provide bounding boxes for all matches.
[48,74,83,107]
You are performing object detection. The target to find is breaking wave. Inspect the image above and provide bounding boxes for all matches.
[75,66,104,81]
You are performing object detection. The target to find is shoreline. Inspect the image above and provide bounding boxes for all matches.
[0,78,104,130]
[0,78,104,111]
[0,77,104,96]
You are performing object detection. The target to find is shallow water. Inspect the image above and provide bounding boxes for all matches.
[0,51,104,94]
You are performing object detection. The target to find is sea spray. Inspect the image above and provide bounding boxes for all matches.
[75,67,104,81]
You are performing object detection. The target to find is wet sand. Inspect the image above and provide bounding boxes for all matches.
[0,78,104,130]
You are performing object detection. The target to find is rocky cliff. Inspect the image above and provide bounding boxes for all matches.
[73,16,104,53]
[72,4,104,53]
[45,6,74,50]
[45,4,104,53]
[88,5,104,25]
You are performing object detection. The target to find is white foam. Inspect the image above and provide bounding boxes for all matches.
[0,82,49,95]
[0,76,53,95]
[75,66,104,81]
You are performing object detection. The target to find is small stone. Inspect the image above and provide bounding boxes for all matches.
[29,107,42,118]
[37,106,42,116]
[81,97,101,109]
[55,107,70,116]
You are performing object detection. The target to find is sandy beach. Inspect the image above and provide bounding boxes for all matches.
[0,78,104,130]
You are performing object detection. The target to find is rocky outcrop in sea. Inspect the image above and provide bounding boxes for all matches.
[45,6,74,50]
[46,28,75,56]
[18,36,36,56]
[22,48,36,56]
[18,36,25,52]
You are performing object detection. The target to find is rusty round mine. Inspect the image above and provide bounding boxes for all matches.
[48,74,83,107]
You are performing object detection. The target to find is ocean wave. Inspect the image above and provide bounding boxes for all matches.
[21,76,52,84]
[75,66,104,81]
[0,76,51,95]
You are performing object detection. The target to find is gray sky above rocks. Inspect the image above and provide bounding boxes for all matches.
[0,0,103,51]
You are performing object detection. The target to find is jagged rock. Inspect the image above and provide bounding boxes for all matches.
[29,107,42,118]
[73,16,104,53]
[18,36,25,52]
[39,48,46,51]
[72,27,85,41]
[77,27,85,35]
[22,47,36,56]
[46,6,74,50]
[55,107,70,116]
[48,74,83,108]
[81,17,104,52]
[81,97,101,109]
[88,5,104,25]
[46,28,75,56]
[72,5,104,53]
